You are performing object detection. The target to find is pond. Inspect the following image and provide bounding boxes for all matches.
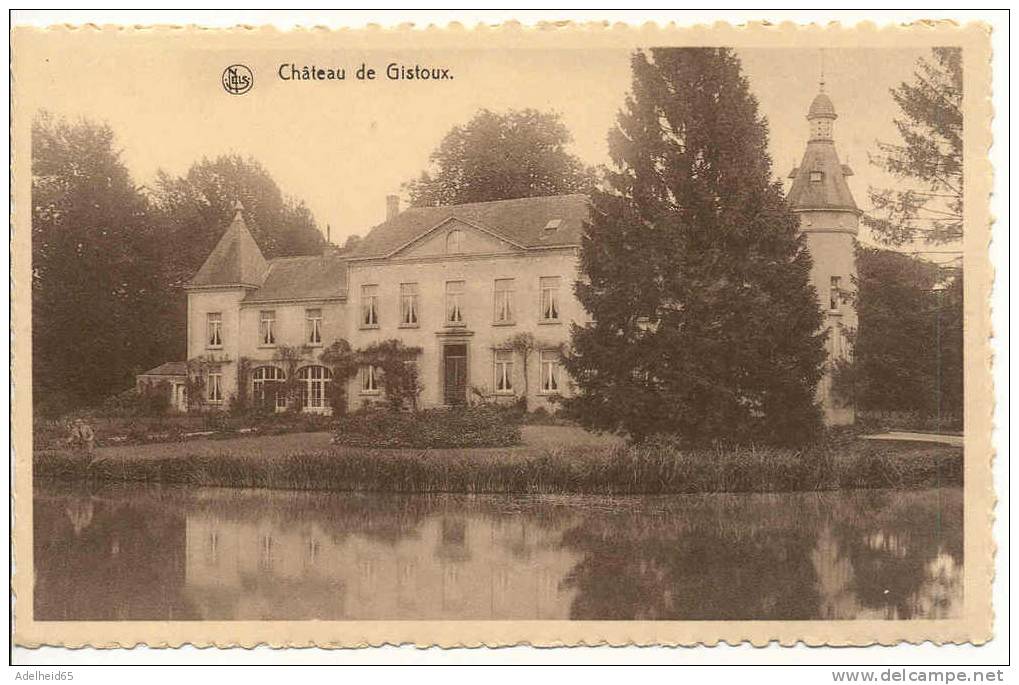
[33,482,963,621]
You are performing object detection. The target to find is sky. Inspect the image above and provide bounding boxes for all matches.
[18,36,936,249]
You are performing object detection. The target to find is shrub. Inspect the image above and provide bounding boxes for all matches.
[139,381,171,415]
[332,406,522,449]
[252,411,336,435]
[97,388,144,417]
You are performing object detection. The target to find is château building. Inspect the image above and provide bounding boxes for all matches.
[165,193,589,413]
[139,86,858,423]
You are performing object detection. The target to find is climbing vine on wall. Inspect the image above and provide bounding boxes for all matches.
[233,356,252,414]
[273,344,311,411]
[319,339,359,415]
[358,339,423,411]
[184,355,219,412]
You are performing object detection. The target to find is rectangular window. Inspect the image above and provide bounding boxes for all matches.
[493,278,515,324]
[207,368,223,403]
[361,284,380,327]
[830,276,842,311]
[446,280,465,325]
[361,364,380,393]
[540,276,561,322]
[206,312,223,348]
[305,308,323,345]
[400,283,419,326]
[301,365,329,409]
[539,350,560,394]
[494,350,514,393]
[259,310,276,346]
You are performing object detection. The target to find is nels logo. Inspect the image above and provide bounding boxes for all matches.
[222,64,254,95]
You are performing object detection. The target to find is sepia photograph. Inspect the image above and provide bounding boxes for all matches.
[9,14,999,659]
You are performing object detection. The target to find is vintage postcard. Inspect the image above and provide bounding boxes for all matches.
[11,19,995,649]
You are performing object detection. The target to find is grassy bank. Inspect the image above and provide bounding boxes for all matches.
[34,435,962,495]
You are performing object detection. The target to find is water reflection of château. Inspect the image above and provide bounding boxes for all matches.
[33,484,963,621]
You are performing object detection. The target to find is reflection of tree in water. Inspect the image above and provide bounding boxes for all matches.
[558,495,823,620]
[826,489,963,619]
[557,490,963,621]
[34,484,192,620]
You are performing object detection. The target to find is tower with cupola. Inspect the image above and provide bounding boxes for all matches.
[787,83,860,425]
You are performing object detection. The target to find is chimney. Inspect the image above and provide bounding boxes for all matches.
[326,223,332,244]
[386,194,400,221]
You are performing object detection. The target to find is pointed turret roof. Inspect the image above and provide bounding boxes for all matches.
[188,201,269,288]
[787,88,860,214]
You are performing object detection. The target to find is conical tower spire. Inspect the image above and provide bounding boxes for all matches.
[787,86,858,214]
[188,201,268,288]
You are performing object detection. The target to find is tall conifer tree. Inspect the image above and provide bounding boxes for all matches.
[564,48,827,444]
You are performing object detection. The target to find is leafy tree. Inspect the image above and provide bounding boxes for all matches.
[865,48,962,246]
[31,112,167,415]
[339,233,362,253]
[564,49,827,445]
[934,270,965,419]
[834,247,963,423]
[404,108,595,207]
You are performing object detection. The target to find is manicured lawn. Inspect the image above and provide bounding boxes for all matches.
[91,431,335,461]
[86,424,625,463]
[518,424,625,450]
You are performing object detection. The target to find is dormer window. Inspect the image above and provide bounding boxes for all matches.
[446,229,463,254]
[543,218,562,232]
[810,170,823,183]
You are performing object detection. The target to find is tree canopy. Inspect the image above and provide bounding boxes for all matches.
[865,47,963,246]
[834,248,963,423]
[564,48,827,445]
[32,113,166,414]
[404,108,594,207]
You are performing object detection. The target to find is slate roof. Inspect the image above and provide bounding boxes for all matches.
[348,194,590,259]
[786,142,860,213]
[242,254,349,303]
[188,208,269,288]
[139,361,188,377]
[788,89,859,213]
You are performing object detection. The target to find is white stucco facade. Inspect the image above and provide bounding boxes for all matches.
[182,196,589,413]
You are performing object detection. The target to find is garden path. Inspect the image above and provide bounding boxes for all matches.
[860,431,964,447]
